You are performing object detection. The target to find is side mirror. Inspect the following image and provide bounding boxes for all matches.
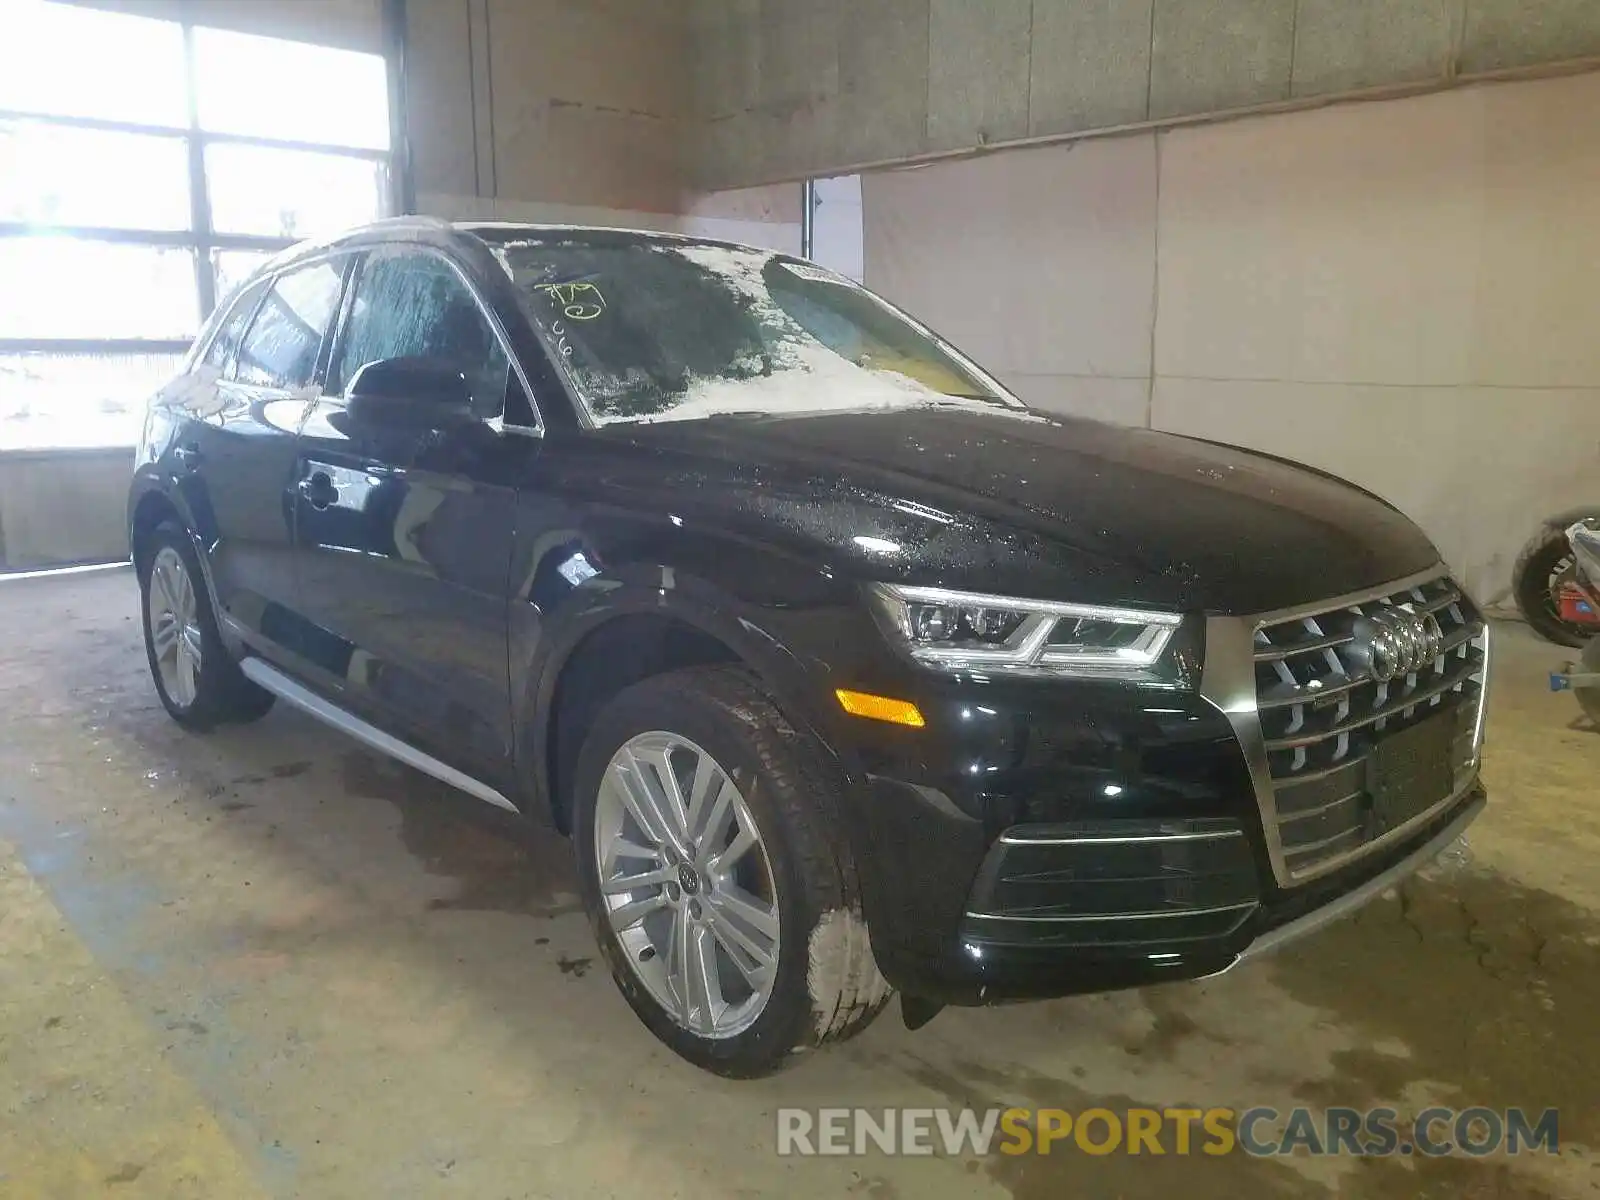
[346,357,474,428]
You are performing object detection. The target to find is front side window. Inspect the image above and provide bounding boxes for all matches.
[500,238,1021,425]
[330,251,509,418]
[235,259,344,389]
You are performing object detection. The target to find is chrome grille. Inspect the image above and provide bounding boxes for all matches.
[1252,573,1486,880]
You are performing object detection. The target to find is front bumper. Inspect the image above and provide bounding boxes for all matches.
[865,780,1483,1005]
[805,571,1489,1007]
[829,669,1276,1002]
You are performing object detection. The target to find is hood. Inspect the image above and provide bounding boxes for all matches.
[593,405,1440,615]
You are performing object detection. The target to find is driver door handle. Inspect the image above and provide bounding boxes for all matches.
[298,472,337,510]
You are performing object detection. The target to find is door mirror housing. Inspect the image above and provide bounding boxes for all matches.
[345,357,475,428]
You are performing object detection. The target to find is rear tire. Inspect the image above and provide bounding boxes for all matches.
[1513,525,1591,648]
[571,666,891,1077]
[138,521,275,731]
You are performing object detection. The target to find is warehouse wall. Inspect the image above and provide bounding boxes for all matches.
[0,450,132,570]
[407,0,800,245]
[862,71,1600,606]
[692,0,1600,189]
[407,0,687,214]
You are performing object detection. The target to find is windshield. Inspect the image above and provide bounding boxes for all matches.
[497,237,1025,425]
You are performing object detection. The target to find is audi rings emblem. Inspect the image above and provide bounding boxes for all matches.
[1350,603,1444,683]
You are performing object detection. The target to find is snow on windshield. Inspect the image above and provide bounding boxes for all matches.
[500,237,1039,426]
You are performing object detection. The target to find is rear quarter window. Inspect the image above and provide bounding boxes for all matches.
[235,257,345,389]
[199,278,267,377]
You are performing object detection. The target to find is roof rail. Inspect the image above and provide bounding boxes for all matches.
[359,215,456,233]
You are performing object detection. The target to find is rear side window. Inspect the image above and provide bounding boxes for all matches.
[235,258,344,389]
[199,278,267,375]
[329,250,509,417]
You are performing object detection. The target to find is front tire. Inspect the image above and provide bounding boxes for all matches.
[572,667,891,1077]
[139,521,275,731]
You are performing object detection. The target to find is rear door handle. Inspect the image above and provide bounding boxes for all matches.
[297,472,337,510]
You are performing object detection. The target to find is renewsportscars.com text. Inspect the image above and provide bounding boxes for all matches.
[776,1106,1559,1158]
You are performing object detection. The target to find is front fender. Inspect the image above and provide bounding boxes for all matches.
[510,556,869,829]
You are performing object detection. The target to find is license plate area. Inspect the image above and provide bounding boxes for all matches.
[1367,709,1457,833]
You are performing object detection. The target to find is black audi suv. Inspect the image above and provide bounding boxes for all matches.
[129,217,1488,1076]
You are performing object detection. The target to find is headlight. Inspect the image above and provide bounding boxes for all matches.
[868,584,1184,683]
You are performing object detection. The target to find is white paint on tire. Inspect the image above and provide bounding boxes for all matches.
[807,905,891,1038]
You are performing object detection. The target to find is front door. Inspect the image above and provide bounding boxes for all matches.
[292,248,533,782]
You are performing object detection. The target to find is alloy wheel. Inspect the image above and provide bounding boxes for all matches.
[593,731,780,1039]
[148,546,203,709]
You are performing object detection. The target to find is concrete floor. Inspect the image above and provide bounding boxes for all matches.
[1,568,1597,1200]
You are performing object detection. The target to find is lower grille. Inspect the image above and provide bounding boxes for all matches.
[1253,572,1486,879]
[962,818,1258,948]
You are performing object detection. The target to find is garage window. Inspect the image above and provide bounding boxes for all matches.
[0,0,392,451]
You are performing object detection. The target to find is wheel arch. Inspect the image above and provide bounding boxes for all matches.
[129,488,182,572]
[128,485,228,642]
[525,590,846,835]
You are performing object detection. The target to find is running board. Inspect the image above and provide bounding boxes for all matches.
[239,658,520,814]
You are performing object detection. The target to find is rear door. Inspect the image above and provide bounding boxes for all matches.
[174,257,347,653]
[291,246,534,780]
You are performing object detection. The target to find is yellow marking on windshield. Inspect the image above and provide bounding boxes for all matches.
[538,281,606,321]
